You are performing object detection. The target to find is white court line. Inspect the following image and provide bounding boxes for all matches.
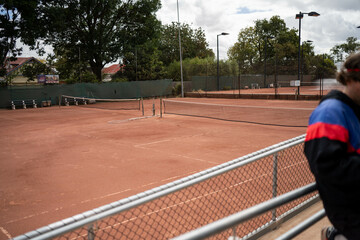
[134,134,204,148]
[134,134,218,165]
[0,226,12,239]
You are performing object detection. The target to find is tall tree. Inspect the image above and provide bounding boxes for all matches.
[0,0,41,77]
[228,27,259,73]
[331,37,360,62]
[159,22,214,66]
[117,39,165,81]
[228,16,307,75]
[39,0,161,81]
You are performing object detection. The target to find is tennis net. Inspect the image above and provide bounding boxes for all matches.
[163,99,314,127]
[60,95,141,110]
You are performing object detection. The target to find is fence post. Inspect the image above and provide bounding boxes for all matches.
[228,226,240,240]
[87,224,95,240]
[141,98,144,116]
[272,152,279,221]
[160,98,162,118]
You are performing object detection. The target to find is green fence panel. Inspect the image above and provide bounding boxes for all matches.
[0,79,173,108]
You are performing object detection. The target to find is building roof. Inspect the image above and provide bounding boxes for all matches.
[4,57,43,75]
[102,64,125,75]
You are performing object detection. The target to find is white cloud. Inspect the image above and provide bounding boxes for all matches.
[20,0,360,61]
[158,0,360,59]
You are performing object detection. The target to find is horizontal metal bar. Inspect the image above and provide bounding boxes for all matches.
[13,135,306,240]
[171,183,317,240]
[274,209,326,240]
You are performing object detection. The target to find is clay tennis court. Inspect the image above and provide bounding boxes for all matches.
[0,96,321,239]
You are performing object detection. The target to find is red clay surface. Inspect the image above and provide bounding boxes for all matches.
[0,97,320,239]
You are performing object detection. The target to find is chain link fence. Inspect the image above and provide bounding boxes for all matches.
[14,135,316,240]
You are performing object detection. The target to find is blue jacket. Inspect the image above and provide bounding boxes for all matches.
[304,90,360,215]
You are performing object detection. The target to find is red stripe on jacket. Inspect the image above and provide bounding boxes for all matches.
[305,122,349,143]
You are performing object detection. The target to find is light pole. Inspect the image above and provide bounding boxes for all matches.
[217,32,229,91]
[177,0,184,97]
[295,11,320,96]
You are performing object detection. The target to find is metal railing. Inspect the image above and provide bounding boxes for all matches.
[171,183,322,240]
[13,135,315,240]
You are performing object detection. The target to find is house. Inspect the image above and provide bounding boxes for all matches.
[2,57,53,85]
[102,64,125,82]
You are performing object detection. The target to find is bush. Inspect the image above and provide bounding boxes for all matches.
[172,83,182,96]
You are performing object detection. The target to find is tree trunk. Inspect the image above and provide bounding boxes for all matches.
[90,60,103,82]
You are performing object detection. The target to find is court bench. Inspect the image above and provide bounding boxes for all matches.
[10,99,37,110]
[62,97,89,106]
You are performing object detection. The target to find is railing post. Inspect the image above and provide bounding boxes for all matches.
[272,152,278,221]
[87,223,95,240]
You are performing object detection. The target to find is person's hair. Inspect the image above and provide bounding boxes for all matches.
[337,52,360,85]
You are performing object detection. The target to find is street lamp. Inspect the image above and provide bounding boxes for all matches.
[217,32,229,91]
[295,11,320,96]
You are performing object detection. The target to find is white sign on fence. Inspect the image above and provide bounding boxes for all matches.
[290,80,300,87]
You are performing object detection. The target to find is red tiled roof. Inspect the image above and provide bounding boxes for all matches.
[102,64,124,75]
[4,57,42,74]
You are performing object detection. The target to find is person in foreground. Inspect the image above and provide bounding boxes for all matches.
[304,52,360,240]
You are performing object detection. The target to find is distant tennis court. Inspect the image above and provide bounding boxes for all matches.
[0,97,318,239]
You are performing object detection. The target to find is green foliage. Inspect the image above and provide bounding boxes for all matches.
[22,61,51,82]
[164,57,241,82]
[165,57,214,81]
[331,37,360,62]
[38,0,162,81]
[159,22,214,66]
[118,40,165,81]
[311,55,337,79]
[0,0,43,71]
[172,83,182,96]
[62,71,97,84]
[80,71,98,83]
[228,16,335,77]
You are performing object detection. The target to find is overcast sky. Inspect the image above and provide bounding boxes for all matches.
[22,0,359,61]
[157,0,360,59]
